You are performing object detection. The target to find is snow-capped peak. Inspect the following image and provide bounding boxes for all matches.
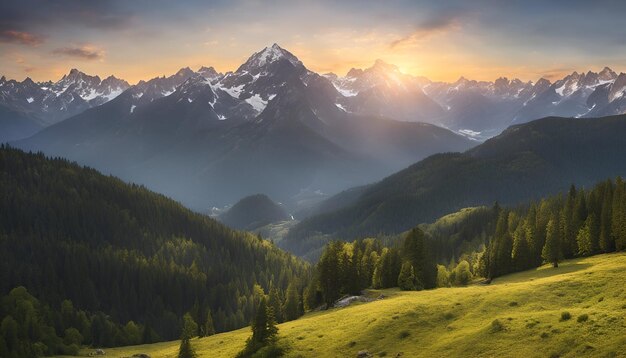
[238,43,303,72]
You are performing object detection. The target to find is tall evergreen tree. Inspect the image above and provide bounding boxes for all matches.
[178,313,198,358]
[268,286,284,323]
[204,311,215,337]
[397,262,417,290]
[283,282,301,321]
[542,217,562,267]
[251,298,277,344]
[318,241,343,308]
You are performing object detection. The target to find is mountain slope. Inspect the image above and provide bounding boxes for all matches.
[220,194,289,230]
[283,115,626,254]
[0,104,43,142]
[0,146,308,342]
[93,253,626,358]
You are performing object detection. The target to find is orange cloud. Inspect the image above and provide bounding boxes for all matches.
[0,30,44,46]
[52,45,104,60]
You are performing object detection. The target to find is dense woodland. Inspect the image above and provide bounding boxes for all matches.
[304,177,626,305]
[0,146,309,357]
[304,229,437,310]
[481,178,626,279]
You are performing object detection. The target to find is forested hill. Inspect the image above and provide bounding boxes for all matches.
[220,194,289,231]
[282,115,626,256]
[0,146,309,353]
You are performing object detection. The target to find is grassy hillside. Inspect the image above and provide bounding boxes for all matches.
[75,253,626,357]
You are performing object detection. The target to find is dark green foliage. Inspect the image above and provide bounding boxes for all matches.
[178,313,198,358]
[237,298,283,358]
[577,314,589,323]
[402,228,437,289]
[542,216,562,267]
[560,312,571,321]
[283,282,301,321]
[397,262,417,290]
[0,146,309,347]
[318,241,344,307]
[177,337,196,358]
[450,260,472,286]
[203,311,215,337]
[0,286,111,357]
[310,231,437,306]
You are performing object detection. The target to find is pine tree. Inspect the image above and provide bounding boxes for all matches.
[402,228,436,288]
[599,183,614,252]
[178,313,198,358]
[397,261,417,290]
[178,337,197,358]
[251,298,278,344]
[318,241,343,308]
[576,217,593,256]
[612,177,626,250]
[204,311,215,337]
[181,313,198,339]
[511,223,531,271]
[268,286,284,323]
[542,217,562,267]
[283,281,300,321]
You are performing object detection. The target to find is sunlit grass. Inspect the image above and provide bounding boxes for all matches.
[65,253,626,357]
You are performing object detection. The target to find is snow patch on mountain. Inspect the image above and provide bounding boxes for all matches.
[245,94,267,112]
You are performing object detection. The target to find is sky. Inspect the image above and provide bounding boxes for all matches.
[1,0,626,84]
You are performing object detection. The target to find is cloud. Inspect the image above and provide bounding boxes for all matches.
[538,68,576,80]
[0,30,43,45]
[0,0,133,34]
[390,11,463,49]
[52,45,104,60]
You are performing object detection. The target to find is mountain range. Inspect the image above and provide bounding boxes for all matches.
[327,64,626,140]
[5,44,626,213]
[4,49,626,144]
[13,44,472,211]
[0,70,129,142]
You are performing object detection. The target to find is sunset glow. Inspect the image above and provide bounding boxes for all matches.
[2,0,626,83]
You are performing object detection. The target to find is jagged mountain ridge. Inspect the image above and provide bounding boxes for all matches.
[16,44,473,212]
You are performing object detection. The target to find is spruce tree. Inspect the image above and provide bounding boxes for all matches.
[599,185,614,252]
[397,261,417,290]
[204,311,215,337]
[178,313,198,358]
[318,241,343,308]
[612,177,626,250]
[283,282,300,321]
[178,338,196,358]
[268,286,284,323]
[576,218,593,256]
[251,298,278,345]
[542,217,562,268]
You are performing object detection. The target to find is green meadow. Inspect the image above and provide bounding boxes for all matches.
[68,253,626,358]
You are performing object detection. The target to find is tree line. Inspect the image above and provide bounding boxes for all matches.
[303,229,438,309]
[480,178,626,279]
